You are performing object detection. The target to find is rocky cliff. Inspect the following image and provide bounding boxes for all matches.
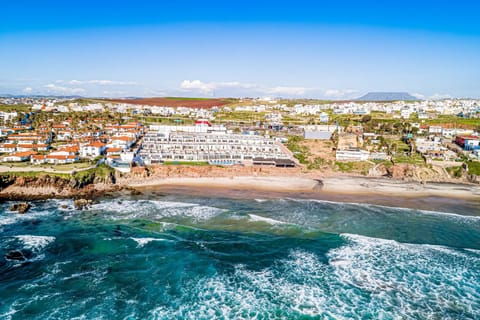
[0,165,118,200]
[368,163,479,184]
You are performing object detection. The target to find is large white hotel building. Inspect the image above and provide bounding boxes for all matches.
[139,122,295,167]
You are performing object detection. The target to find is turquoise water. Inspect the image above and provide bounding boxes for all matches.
[1,195,479,319]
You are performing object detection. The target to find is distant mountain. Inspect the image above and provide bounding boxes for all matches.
[356,92,419,101]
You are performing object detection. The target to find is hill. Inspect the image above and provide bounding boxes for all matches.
[356,92,419,101]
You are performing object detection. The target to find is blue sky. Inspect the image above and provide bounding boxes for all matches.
[1,0,479,99]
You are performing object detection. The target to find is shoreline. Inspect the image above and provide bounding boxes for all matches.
[1,174,479,213]
[131,176,480,216]
[0,174,480,200]
[128,175,480,200]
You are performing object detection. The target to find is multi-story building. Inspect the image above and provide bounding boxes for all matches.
[140,128,294,166]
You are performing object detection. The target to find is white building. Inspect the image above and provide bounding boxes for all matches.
[140,129,293,165]
[336,148,370,161]
[80,142,106,158]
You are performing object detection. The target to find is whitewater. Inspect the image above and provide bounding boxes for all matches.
[0,194,479,319]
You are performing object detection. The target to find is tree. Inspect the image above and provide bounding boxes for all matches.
[361,115,372,123]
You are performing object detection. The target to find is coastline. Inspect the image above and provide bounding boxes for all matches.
[129,175,480,216]
[128,175,480,200]
[1,171,479,215]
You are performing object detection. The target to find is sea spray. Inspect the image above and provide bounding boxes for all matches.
[0,196,479,319]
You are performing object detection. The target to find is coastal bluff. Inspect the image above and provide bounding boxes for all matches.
[0,165,117,200]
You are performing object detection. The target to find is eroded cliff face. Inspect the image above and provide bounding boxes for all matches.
[0,173,117,200]
[368,163,479,184]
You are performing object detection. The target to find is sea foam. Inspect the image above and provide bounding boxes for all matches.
[14,235,56,252]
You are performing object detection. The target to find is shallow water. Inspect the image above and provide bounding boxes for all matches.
[1,195,479,319]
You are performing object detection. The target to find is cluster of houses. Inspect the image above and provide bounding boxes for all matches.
[1,96,479,169]
[0,120,143,167]
[14,96,480,126]
[331,123,480,162]
[225,99,479,121]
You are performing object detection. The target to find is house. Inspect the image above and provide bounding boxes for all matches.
[108,136,135,150]
[319,112,329,123]
[35,144,50,152]
[105,147,123,156]
[46,154,78,164]
[53,145,79,155]
[56,130,73,141]
[428,126,443,134]
[455,136,480,150]
[31,154,79,165]
[0,143,16,153]
[16,144,35,152]
[80,141,106,158]
[2,151,37,162]
[400,108,413,119]
[336,148,370,161]
[303,125,337,140]
[52,145,80,155]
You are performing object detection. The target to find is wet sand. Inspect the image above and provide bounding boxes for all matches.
[132,176,480,216]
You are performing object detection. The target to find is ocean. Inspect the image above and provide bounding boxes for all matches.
[1,192,479,319]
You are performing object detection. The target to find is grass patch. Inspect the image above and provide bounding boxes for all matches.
[372,159,393,168]
[6,161,92,171]
[0,171,71,179]
[307,157,333,170]
[426,116,480,127]
[285,136,310,164]
[0,104,31,112]
[467,161,480,175]
[163,161,209,166]
[393,153,425,165]
[73,164,114,185]
[335,161,373,175]
[446,166,463,178]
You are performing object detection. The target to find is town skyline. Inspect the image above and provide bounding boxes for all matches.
[1,1,480,99]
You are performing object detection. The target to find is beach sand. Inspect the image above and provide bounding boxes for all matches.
[128,175,480,199]
[129,176,480,216]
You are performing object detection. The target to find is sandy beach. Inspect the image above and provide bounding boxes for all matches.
[127,175,480,200]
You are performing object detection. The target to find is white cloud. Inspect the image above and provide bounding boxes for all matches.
[429,93,452,100]
[22,87,33,93]
[323,89,358,99]
[44,84,85,94]
[180,80,305,96]
[102,90,127,97]
[412,92,426,100]
[180,80,215,94]
[67,79,137,86]
[267,86,308,96]
[68,80,83,85]
[180,80,256,95]
[179,79,361,99]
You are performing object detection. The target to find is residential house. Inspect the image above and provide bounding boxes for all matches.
[80,141,106,158]
[0,143,16,153]
[455,136,480,150]
[2,151,37,162]
[108,136,135,150]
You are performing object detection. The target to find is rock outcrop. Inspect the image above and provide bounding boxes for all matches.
[9,202,31,214]
[368,163,473,184]
[74,199,93,210]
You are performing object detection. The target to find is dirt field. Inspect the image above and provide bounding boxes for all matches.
[302,140,336,162]
[108,97,232,109]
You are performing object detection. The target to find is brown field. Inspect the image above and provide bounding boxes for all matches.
[107,97,232,109]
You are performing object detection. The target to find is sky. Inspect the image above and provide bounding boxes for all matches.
[1,0,479,99]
